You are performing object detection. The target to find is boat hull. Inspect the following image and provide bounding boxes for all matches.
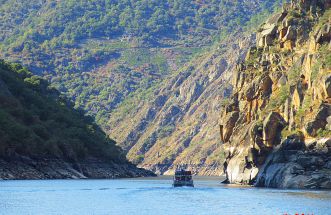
[173,181,194,187]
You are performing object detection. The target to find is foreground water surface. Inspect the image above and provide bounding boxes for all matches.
[0,176,331,215]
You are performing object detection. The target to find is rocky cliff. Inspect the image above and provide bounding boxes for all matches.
[108,32,255,175]
[220,0,331,189]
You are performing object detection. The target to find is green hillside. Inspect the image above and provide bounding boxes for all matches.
[1,0,278,49]
[0,0,284,174]
[0,0,283,127]
[0,60,124,163]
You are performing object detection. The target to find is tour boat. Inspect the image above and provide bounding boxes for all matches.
[173,168,194,187]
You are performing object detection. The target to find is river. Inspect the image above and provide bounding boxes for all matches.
[0,176,330,215]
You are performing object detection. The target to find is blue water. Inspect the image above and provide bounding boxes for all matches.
[0,176,330,215]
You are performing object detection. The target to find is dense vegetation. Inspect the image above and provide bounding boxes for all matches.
[0,0,283,149]
[1,0,282,48]
[0,60,124,162]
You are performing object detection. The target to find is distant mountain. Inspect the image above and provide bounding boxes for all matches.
[0,60,152,179]
[0,0,283,175]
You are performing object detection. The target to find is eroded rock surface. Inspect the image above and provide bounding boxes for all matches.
[220,0,331,188]
[0,155,154,180]
[256,138,331,189]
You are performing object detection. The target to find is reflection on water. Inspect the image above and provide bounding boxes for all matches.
[0,176,330,215]
[284,191,331,200]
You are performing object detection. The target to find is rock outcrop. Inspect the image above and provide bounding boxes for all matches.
[0,155,154,180]
[306,103,331,136]
[220,0,331,188]
[263,112,287,147]
[256,138,331,189]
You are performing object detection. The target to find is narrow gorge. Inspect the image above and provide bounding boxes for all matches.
[0,0,330,188]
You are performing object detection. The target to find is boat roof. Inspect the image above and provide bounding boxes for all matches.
[175,169,192,175]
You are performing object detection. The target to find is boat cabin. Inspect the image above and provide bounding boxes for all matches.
[173,169,194,187]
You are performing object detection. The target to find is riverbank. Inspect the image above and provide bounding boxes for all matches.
[0,156,155,180]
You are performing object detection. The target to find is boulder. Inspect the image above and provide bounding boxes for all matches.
[296,155,324,168]
[316,22,331,45]
[267,12,287,25]
[260,74,273,96]
[305,103,331,136]
[323,74,331,98]
[277,74,288,87]
[326,138,331,147]
[265,35,275,47]
[250,122,264,150]
[326,116,331,130]
[283,40,295,51]
[309,138,331,155]
[304,174,331,189]
[245,47,258,61]
[221,111,239,142]
[280,134,305,150]
[245,82,260,101]
[282,26,297,42]
[292,82,305,109]
[325,161,331,169]
[257,23,278,48]
[305,139,317,150]
[245,74,273,101]
[261,23,277,37]
[224,99,239,115]
[255,136,331,189]
[233,69,246,90]
[263,112,287,147]
[224,148,261,185]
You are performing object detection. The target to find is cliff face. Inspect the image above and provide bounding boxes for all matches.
[110,33,254,176]
[220,0,331,189]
